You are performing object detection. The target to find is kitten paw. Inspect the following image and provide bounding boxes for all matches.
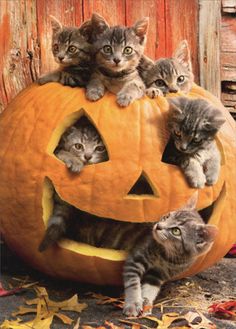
[86,88,105,101]
[116,93,134,107]
[206,176,218,186]
[64,159,84,173]
[146,87,163,99]
[123,302,143,317]
[188,176,206,189]
[142,298,153,315]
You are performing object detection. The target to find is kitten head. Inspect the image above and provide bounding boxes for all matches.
[50,15,93,67]
[167,97,225,154]
[59,121,108,165]
[153,192,218,258]
[145,40,194,94]
[91,13,149,72]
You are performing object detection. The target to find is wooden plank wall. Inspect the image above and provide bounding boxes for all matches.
[0,0,199,112]
[221,0,236,116]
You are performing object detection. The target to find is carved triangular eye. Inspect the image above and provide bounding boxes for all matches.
[54,114,109,164]
[128,173,155,195]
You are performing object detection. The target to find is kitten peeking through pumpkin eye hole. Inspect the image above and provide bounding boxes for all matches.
[54,116,108,173]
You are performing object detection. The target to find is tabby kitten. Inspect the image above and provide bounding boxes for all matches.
[38,119,108,252]
[167,97,225,188]
[139,40,194,98]
[86,13,149,107]
[40,192,217,316]
[38,16,93,87]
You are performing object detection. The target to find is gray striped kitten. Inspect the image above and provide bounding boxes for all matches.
[38,16,93,87]
[86,13,148,107]
[40,192,217,316]
[38,119,108,252]
[167,97,225,188]
[140,40,194,98]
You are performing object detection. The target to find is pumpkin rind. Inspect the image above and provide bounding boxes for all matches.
[0,83,235,285]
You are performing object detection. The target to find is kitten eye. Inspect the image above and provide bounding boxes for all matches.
[155,79,166,87]
[174,130,181,138]
[68,45,77,53]
[123,46,133,55]
[103,45,112,54]
[171,227,181,236]
[53,44,59,52]
[74,143,84,151]
[95,145,106,152]
[177,75,185,84]
[192,137,202,144]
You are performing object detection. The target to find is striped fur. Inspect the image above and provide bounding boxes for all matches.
[39,192,217,317]
[86,13,148,107]
[38,16,93,87]
[139,40,194,98]
[167,97,225,188]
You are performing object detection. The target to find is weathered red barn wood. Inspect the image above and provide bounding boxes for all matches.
[164,0,199,82]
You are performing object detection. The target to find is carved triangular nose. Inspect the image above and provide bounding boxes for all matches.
[128,173,155,196]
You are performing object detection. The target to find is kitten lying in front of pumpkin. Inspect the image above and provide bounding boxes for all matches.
[38,16,93,87]
[39,191,217,317]
[85,13,149,107]
[139,40,194,98]
[166,97,225,188]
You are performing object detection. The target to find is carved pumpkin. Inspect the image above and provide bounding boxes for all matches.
[0,83,235,285]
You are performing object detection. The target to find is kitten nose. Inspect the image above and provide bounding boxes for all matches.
[58,56,64,62]
[154,223,161,230]
[84,154,92,161]
[113,58,121,64]
[179,145,187,152]
[169,88,178,93]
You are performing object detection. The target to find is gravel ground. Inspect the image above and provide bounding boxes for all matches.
[0,241,236,329]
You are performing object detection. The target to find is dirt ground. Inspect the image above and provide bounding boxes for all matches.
[0,240,236,329]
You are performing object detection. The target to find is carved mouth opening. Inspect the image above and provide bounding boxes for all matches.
[42,178,225,261]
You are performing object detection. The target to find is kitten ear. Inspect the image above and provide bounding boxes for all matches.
[133,17,149,43]
[183,191,198,211]
[79,19,93,41]
[168,98,183,116]
[173,40,192,71]
[203,108,225,131]
[91,13,109,35]
[50,15,63,34]
[204,225,219,242]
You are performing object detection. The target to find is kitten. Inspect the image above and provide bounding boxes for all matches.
[40,192,217,316]
[167,97,225,188]
[86,13,149,107]
[38,118,108,252]
[139,40,194,98]
[38,16,93,87]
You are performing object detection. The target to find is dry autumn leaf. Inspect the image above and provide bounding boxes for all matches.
[184,311,216,329]
[0,285,87,329]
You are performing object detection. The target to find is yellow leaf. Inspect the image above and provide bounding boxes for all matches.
[73,317,80,329]
[184,311,216,329]
[54,312,74,324]
[12,306,37,316]
[0,316,53,329]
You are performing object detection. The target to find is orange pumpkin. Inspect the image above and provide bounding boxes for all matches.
[0,83,235,285]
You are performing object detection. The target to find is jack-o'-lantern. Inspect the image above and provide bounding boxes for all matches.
[0,83,235,285]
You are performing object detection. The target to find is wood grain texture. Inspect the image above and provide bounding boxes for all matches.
[0,0,39,112]
[0,0,212,111]
[165,0,199,82]
[199,0,221,98]
[221,52,236,81]
[222,0,236,13]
